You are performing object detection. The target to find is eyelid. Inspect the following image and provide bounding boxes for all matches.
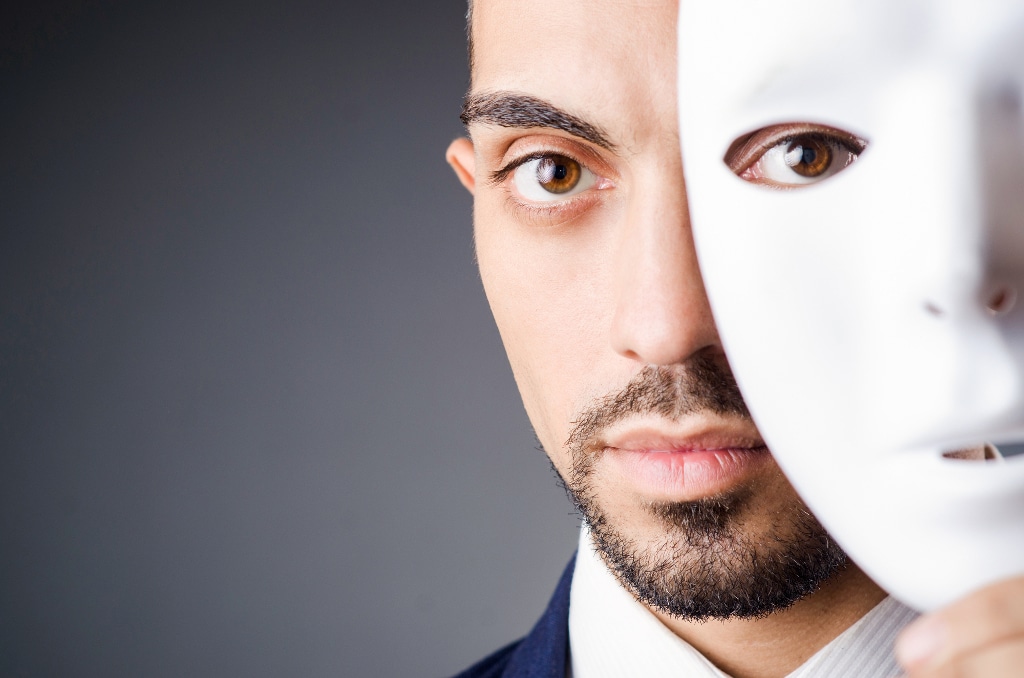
[489,152,549,186]
[488,133,616,186]
[724,123,867,174]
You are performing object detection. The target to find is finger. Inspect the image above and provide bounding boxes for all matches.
[895,577,1024,672]
[908,637,1024,678]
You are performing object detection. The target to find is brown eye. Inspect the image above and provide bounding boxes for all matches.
[536,155,582,194]
[784,136,833,177]
[508,153,598,203]
[724,123,867,188]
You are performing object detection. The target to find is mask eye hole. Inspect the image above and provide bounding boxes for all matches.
[724,123,867,189]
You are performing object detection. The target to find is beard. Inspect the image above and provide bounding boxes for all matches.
[558,358,849,622]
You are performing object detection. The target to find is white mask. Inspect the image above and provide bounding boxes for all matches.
[678,0,1024,611]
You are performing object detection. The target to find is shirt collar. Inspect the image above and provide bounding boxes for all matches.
[568,527,917,678]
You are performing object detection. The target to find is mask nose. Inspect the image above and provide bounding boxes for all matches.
[976,69,1024,319]
[917,49,1024,322]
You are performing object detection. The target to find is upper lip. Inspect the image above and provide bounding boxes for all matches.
[598,416,767,454]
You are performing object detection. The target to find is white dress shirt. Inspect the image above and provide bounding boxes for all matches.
[568,528,918,677]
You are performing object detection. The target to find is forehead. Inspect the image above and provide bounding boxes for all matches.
[470,0,679,142]
[680,0,1024,113]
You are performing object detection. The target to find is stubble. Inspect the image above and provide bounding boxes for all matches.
[558,359,849,621]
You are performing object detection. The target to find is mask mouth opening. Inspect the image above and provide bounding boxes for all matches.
[942,442,1024,461]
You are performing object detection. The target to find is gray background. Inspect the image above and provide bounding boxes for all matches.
[0,2,581,676]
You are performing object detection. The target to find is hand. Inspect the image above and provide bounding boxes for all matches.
[895,576,1024,677]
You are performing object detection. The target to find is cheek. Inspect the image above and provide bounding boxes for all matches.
[473,202,616,464]
[743,462,809,529]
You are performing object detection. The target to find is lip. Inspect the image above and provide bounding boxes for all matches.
[598,418,772,501]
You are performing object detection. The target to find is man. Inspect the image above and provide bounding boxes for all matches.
[445,1,1024,676]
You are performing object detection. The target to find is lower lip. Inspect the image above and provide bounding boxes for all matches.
[604,446,772,500]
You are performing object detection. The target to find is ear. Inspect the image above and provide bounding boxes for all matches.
[446,137,476,194]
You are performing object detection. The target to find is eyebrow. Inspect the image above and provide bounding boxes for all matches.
[460,90,615,150]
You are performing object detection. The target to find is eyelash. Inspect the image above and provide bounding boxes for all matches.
[488,149,606,227]
[489,152,569,186]
[757,133,865,164]
[728,126,867,175]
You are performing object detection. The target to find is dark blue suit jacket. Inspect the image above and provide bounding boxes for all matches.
[452,555,576,678]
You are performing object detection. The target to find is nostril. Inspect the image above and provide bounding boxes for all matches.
[985,285,1017,316]
[923,301,944,316]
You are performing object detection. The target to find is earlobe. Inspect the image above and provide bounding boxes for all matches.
[446,137,476,194]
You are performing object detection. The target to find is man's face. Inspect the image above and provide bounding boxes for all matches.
[448,0,846,619]
[677,0,1024,611]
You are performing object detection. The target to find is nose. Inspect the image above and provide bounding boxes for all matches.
[609,168,721,365]
[976,67,1024,318]
[886,66,1024,321]
[916,17,1024,321]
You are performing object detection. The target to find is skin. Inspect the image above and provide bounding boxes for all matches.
[897,577,1024,677]
[446,0,1024,676]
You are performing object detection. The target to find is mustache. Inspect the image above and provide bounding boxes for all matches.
[565,355,751,455]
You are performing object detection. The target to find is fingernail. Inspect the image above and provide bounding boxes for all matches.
[896,616,947,669]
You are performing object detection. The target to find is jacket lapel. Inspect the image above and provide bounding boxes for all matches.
[501,554,575,677]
